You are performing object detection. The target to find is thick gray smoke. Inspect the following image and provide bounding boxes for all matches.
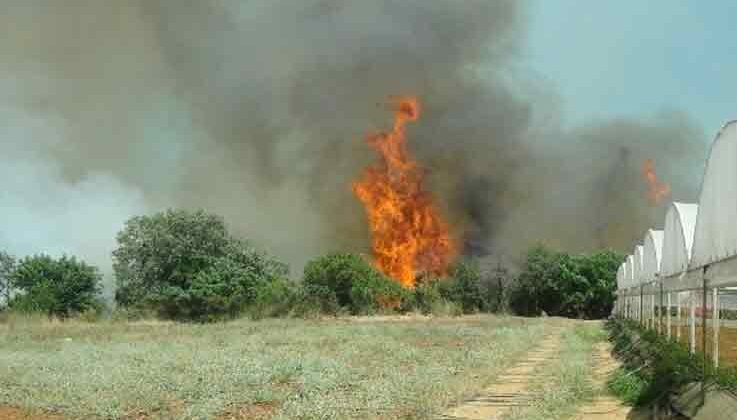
[0,1,708,286]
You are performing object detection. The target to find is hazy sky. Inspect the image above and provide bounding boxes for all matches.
[527,0,737,135]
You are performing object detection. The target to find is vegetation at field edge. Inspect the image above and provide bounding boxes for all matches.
[606,319,737,408]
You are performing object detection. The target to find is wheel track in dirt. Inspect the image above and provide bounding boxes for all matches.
[571,341,642,420]
[437,325,566,420]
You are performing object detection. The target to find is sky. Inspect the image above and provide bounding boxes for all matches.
[527,0,737,135]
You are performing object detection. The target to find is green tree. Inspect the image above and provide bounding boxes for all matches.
[510,245,623,319]
[442,261,484,313]
[113,209,287,321]
[0,251,15,310]
[302,253,405,315]
[577,249,623,318]
[510,245,557,316]
[9,254,101,317]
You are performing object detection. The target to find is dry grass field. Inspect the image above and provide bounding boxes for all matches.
[0,314,573,420]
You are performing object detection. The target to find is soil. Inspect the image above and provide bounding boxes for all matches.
[0,406,66,420]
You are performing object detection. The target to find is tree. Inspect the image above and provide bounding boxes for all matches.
[113,209,230,307]
[0,251,16,310]
[576,249,623,318]
[113,209,288,321]
[442,261,484,313]
[9,254,101,317]
[510,245,623,319]
[302,253,405,315]
[510,245,557,316]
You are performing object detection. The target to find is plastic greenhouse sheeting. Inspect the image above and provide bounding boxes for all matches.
[625,254,635,289]
[661,202,698,278]
[642,229,664,283]
[634,245,645,285]
[691,121,737,270]
[616,263,626,289]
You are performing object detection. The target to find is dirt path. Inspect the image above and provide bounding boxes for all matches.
[572,342,643,420]
[438,326,565,420]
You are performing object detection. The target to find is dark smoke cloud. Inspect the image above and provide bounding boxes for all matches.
[0,1,708,286]
[499,110,706,263]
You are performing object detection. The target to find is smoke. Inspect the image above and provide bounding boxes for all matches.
[0,1,708,284]
[496,110,706,262]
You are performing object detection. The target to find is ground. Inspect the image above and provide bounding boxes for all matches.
[0,315,630,419]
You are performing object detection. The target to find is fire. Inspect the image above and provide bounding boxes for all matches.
[353,96,456,288]
[642,159,671,205]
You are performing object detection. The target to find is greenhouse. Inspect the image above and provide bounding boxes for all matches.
[616,120,737,367]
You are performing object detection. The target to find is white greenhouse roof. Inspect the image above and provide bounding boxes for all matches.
[642,230,664,283]
[634,245,645,285]
[625,255,635,288]
[660,202,698,278]
[616,263,626,289]
[691,121,737,269]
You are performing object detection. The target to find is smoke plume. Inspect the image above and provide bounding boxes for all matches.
[0,1,708,285]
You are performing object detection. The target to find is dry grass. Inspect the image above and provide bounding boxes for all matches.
[0,314,547,419]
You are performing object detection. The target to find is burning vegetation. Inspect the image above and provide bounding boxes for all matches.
[353,97,457,288]
[642,159,671,205]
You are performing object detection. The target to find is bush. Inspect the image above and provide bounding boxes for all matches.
[289,284,339,318]
[248,277,296,320]
[9,254,102,318]
[411,277,444,314]
[511,245,623,319]
[443,261,484,314]
[113,209,288,321]
[607,319,707,406]
[302,253,405,315]
[0,251,15,310]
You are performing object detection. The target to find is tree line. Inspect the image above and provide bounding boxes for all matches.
[0,209,623,322]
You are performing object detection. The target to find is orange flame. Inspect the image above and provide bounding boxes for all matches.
[352,96,456,288]
[642,159,671,205]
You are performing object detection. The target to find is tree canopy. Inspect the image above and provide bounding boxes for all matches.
[510,245,623,319]
[10,254,101,317]
[113,209,288,321]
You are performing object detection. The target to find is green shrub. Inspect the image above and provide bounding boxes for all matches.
[113,209,288,322]
[608,367,648,406]
[442,261,484,314]
[511,245,623,319]
[9,254,102,318]
[604,319,737,407]
[288,285,338,318]
[302,253,405,315]
[249,277,296,319]
[412,277,444,314]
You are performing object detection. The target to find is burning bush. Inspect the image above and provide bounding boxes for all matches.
[113,209,288,321]
[352,96,456,288]
[302,253,406,315]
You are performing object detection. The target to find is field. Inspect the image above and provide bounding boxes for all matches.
[0,314,599,420]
